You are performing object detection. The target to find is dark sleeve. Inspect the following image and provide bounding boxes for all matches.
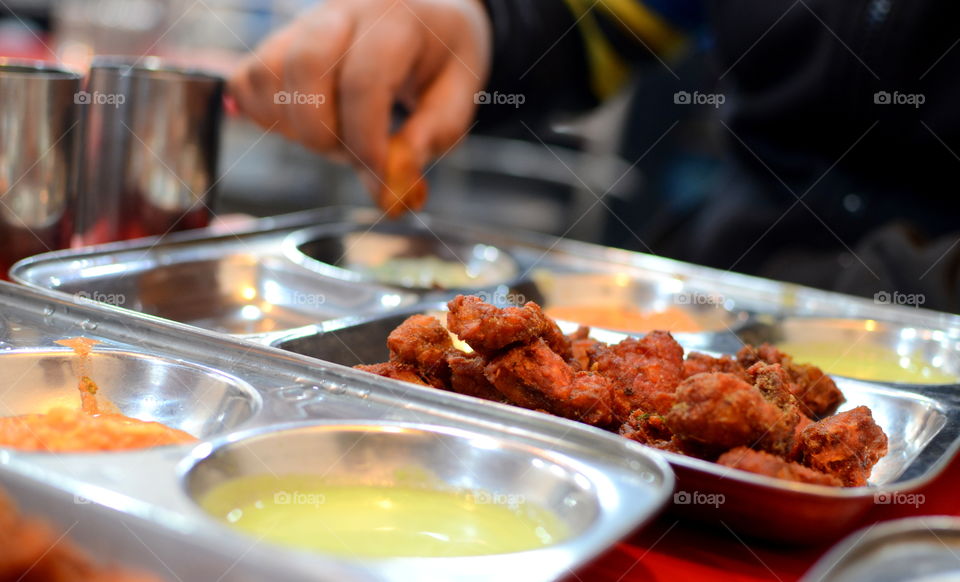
[475,0,702,126]
[476,0,596,126]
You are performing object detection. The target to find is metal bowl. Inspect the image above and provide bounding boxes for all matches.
[736,317,960,385]
[0,348,260,440]
[801,516,960,582]
[182,421,671,579]
[530,269,746,334]
[282,223,521,292]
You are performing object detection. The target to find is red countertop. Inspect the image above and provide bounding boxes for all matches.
[568,450,960,582]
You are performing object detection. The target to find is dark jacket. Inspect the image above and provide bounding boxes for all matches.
[479,0,960,312]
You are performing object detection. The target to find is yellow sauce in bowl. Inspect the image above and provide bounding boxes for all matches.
[776,341,958,384]
[200,475,568,558]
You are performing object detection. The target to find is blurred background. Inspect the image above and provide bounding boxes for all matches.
[0,0,723,248]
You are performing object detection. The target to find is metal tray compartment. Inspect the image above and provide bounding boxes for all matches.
[0,281,672,581]
[185,422,608,572]
[8,206,865,341]
[801,516,960,582]
[1,348,259,438]
[271,309,960,544]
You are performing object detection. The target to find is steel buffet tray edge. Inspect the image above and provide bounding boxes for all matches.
[0,281,673,582]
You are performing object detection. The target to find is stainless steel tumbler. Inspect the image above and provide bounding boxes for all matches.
[75,57,224,245]
[0,60,81,276]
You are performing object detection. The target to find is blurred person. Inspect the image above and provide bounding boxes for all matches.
[230,0,960,312]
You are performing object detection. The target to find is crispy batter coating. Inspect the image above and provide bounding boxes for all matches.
[360,296,886,488]
[593,331,685,417]
[745,362,803,455]
[484,338,614,426]
[0,488,162,581]
[789,361,846,417]
[619,410,672,446]
[355,362,431,386]
[386,314,454,386]
[568,326,604,371]
[683,352,750,381]
[447,353,504,402]
[665,372,793,455]
[717,447,843,486]
[446,295,571,358]
[738,343,845,417]
[796,405,888,486]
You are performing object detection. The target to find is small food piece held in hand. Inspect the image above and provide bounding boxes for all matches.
[795,405,888,486]
[378,134,428,219]
[717,447,842,486]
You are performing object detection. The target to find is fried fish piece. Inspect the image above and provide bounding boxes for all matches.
[683,352,750,381]
[592,331,685,418]
[795,405,888,486]
[738,343,845,417]
[355,362,431,386]
[446,353,504,402]
[717,447,842,486]
[446,295,571,358]
[386,313,455,387]
[484,338,614,426]
[664,372,793,456]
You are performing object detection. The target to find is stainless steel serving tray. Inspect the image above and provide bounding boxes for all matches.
[0,282,672,581]
[801,516,960,581]
[24,205,960,341]
[270,307,960,545]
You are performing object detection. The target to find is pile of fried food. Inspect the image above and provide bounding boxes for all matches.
[0,487,161,581]
[358,295,889,487]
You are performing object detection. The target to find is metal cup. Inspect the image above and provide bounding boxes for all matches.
[0,60,82,277]
[75,57,224,245]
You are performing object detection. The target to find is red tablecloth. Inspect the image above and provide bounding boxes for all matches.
[568,454,960,582]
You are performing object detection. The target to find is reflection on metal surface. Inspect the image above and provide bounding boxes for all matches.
[74,57,223,246]
[0,61,81,275]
